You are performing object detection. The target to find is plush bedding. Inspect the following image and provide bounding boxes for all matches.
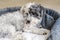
[0,7,60,40]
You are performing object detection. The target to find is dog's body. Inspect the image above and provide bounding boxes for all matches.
[20,3,52,40]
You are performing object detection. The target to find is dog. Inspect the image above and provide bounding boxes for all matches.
[20,3,60,40]
[20,3,55,40]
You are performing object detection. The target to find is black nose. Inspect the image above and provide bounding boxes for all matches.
[43,33,47,35]
[26,20,30,24]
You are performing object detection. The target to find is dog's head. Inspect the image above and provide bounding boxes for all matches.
[20,3,54,30]
[20,3,44,28]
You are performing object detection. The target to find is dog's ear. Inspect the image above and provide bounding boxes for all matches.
[20,6,25,15]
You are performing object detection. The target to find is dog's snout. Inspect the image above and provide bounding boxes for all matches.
[26,20,30,24]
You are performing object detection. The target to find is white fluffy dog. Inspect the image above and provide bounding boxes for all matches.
[20,3,51,40]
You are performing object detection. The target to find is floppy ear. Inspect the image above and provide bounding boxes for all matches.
[20,6,25,14]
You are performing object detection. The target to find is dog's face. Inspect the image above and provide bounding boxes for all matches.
[20,3,51,36]
[20,3,44,28]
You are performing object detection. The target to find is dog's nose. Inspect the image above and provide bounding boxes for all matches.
[43,32,47,35]
[26,20,30,24]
